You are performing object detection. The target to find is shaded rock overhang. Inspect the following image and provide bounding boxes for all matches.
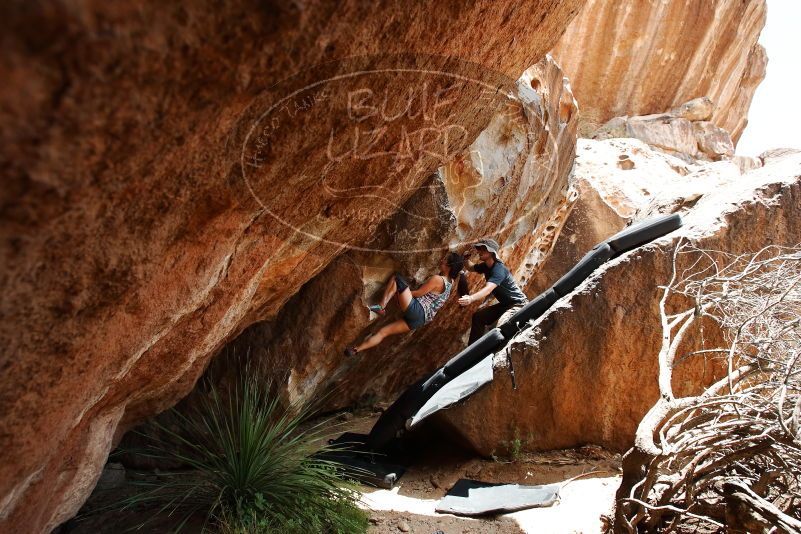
[0,1,584,531]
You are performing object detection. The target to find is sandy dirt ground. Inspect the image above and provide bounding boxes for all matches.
[63,409,622,533]
[341,411,622,534]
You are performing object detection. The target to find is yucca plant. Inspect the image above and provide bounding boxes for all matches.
[120,373,368,533]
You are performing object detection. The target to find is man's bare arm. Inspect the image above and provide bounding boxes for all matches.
[458,282,497,306]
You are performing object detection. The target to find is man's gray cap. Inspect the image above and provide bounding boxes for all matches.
[473,238,501,260]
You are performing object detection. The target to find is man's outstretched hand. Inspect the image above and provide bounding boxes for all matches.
[458,294,473,306]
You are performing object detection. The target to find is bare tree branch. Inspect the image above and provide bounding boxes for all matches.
[614,242,801,533]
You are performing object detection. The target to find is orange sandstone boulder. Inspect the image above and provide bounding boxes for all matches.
[0,2,583,531]
[219,55,579,412]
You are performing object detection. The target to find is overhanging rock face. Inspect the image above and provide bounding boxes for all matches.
[434,148,801,456]
[217,55,579,413]
[0,2,584,531]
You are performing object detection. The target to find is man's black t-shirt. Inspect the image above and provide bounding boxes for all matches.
[473,260,528,307]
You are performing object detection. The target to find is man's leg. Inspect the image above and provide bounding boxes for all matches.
[467,303,509,345]
[497,303,524,327]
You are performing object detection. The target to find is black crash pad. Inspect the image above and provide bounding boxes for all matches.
[366,370,444,451]
[605,213,682,254]
[368,328,504,451]
[499,288,558,338]
[435,479,560,516]
[320,432,406,489]
[552,242,614,297]
[442,327,505,378]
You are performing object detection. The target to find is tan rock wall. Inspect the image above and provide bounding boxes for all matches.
[528,136,743,294]
[0,1,583,531]
[551,0,767,143]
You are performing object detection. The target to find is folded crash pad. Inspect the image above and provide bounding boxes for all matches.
[320,432,406,489]
[407,353,493,428]
[436,479,560,516]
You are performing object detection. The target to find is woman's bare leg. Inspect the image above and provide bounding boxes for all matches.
[396,286,413,311]
[379,276,412,311]
[355,320,411,352]
[379,276,398,309]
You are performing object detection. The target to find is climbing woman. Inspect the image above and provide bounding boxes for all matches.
[344,252,470,356]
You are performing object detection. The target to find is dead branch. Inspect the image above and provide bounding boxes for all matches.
[615,242,801,533]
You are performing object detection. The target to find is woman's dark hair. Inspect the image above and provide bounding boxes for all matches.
[445,252,470,297]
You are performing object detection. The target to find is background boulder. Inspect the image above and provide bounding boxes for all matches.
[435,146,801,456]
[551,0,767,142]
[592,99,736,163]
